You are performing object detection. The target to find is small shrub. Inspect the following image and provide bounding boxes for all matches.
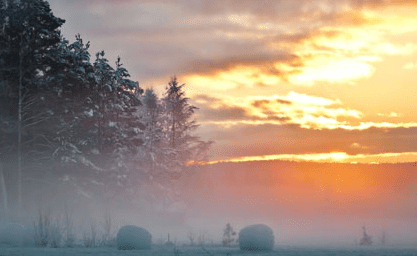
[49,218,63,248]
[63,204,75,247]
[187,231,195,246]
[34,210,51,247]
[83,224,97,248]
[98,212,116,247]
[222,223,236,247]
[33,209,64,248]
[173,247,180,256]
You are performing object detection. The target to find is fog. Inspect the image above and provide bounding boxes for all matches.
[6,160,417,248]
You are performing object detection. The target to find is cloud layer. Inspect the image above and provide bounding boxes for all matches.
[48,0,417,162]
[50,0,417,81]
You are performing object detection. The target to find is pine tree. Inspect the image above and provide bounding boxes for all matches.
[66,51,144,201]
[0,0,65,117]
[40,34,97,179]
[133,77,212,207]
[106,56,143,196]
[163,76,212,168]
[164,76,197,150]
[0,0,65,216]
[139,88,166,176]
[222,223,236,247]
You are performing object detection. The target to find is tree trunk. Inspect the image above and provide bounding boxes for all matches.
[98,94,104,152]
[171,115,176,148]
[0,163,9,222]
[17,33,24,218]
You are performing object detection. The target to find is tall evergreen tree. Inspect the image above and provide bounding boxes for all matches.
[164,76,197,150]
[62,51,145,201]
[163,76,212,167]
[0,0,65,215]
[140,88,165,173]
[0,0,65,117]
[90,52,142,162]
[132,78,212,207]
[37,34,95,177]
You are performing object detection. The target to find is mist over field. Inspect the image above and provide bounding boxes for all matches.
[180,161,417,246]
[7,160,417,248]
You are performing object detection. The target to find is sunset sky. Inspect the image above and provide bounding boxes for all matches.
[47,0,417,164]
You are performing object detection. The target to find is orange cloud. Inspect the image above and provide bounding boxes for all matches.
[377,112,402,118]
[180,2,417,88]
[194,91,417,130]
[350,142,369,149]
[55,0,417,84]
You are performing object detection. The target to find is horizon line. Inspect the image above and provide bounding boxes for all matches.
[188,152,417,166]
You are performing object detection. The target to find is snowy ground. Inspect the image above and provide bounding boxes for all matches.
[1,245,417,256]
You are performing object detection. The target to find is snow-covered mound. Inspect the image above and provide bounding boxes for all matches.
[20,225,36,247]
[116,225,152,250]
[239,224,274,251]
[0,222,25,246]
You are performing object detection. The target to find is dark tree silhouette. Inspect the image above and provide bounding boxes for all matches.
[360,226,372,246]
[0,0,64,216]
[222,223,236,247]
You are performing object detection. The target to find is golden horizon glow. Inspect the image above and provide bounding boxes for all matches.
[188,151,417,166]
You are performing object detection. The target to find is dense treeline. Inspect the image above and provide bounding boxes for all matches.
[0,0,211,220]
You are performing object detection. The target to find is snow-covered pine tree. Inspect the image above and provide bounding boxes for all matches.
[105,56,143,198]
[137,88,164,178]
[70,51,144,201]
[132,88,173,204]
[39,34,100,187]
[133,77,212,207]
[0,0,65,216]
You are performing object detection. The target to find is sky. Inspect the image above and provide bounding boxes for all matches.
[46,0,417,164]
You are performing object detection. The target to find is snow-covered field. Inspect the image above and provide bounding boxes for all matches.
[1,245,417,256]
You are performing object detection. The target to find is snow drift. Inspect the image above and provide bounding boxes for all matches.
[0,222,25,246]
[239,224,274,251]
[116,225,152,250]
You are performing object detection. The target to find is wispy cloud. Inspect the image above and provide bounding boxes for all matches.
[349,142,369,149]
[194,92,417,130]
[403,62,417,69]
[377,112,402,117]
[50,0,417,85]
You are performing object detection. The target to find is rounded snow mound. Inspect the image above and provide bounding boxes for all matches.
[0,222,25,246]
[116,225,152,250]
[239,224,274,251]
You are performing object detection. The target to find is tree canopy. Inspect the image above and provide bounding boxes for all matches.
[0,0,212,220]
